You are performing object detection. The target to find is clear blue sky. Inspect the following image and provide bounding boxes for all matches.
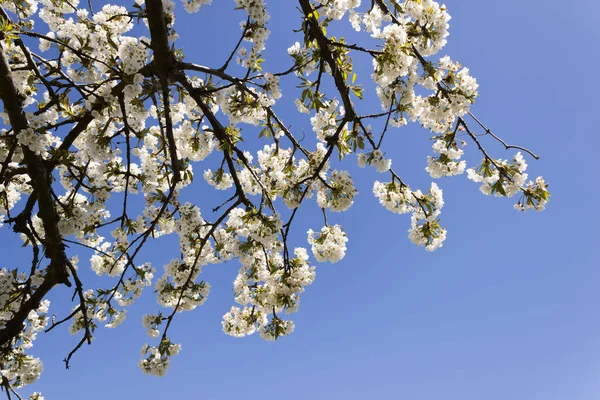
[5,0,600,399]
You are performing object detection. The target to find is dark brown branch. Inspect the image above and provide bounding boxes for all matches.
[0,31,71,354]
[45,306,81,333]
[299,0,356,119]
[220,17,250,71]
[159,198,243,340]
[177,74,253,208]
[145,0,180,183]
[328,40,382,56]
[468,112,540,159]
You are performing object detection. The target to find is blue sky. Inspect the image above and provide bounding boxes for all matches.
[3,0,600,399]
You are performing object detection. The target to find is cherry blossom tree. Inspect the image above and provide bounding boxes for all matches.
[0,0,550,397]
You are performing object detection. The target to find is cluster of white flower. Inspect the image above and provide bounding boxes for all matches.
[260,315,295,341]
[307,224,348,263]
[287,41,315,77]
[181,0,211,14]
[0,269,49,389]
[1,355,44,387]
[408,183,446,251]
[404,0,451,56]
[234,143,331,211]
[287,41,302,57]
[67,289,125,333]
[373,180,446,251]
[357,149,392,172]
[315,0,361,21]
[222,305,266,337]
[54,193,110,238]
[370,12,413,85]
[358,2,478,135]
[515,176,550,212]
[316,170,357,212]
[17,128,60,156]
[113,262,155,307]
[373,180,413,214]
[467,152,528,197]
[37,1,135,86]
[174,123,216,162]
[142,314,162,338]
[426,138,466,178]
[310,99,343,142]
[139,340,181,377]
[263,73,282,100]
[223,247,315,339]
[412,57,479,133]
[361,6,391,36]
[0,181,25,228]
[90,245,127,277]
[155,262,211,311]
[467,153,550,211]
[252,144,299,202]
[117,37,149,75]
[139,204,229,369]
[217,87,271,126]
[204,168,234,190]
[227,208,283,248]
[155,204,218,312]
[2,0,39,17]
[103,308,127,329]
[234,0,270,70]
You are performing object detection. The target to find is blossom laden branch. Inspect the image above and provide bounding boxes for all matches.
[0,0,549,396]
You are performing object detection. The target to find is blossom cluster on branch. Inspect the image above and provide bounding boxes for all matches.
[0,0,549,397]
